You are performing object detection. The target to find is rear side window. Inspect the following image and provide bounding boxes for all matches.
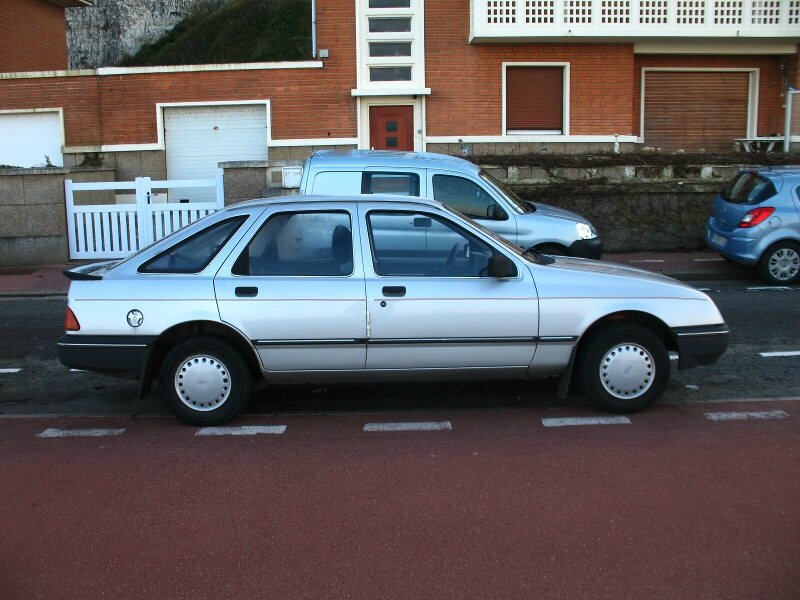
[362,172,420,196]
[721,173,777,205]
[139,217,245,273]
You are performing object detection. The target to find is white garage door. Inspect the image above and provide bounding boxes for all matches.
[164,105,268,202]
[0,111,62,168]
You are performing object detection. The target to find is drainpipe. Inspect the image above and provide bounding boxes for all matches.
[311,0,318,59]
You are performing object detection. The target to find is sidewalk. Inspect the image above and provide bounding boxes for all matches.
[0,251,752,297]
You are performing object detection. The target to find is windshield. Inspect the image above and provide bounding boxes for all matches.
[480,170,534,214]
[720,172,777,205]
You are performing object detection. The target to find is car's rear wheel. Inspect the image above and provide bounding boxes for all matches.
[757,241,800,285]
[159,337,252,426]
[577,324,670,413]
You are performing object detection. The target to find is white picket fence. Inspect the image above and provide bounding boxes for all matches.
[65,176,224,260]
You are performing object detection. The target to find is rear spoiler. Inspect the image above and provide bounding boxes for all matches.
[63,260,119,281]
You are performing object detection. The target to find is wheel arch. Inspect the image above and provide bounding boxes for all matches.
[145,321,263,389]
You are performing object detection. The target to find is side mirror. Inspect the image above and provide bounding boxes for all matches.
[487,254,516,278]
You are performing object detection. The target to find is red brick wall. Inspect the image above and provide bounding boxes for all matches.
[634,55,789,138]
[0,0,358,146]
[424,0,636,136]
[0,0,69,73]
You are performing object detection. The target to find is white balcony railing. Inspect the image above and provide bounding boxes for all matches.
[472,0,800,41]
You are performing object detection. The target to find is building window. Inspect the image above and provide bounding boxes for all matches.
[369,0,411,6]
[368,17,412,32]
[370,66,413,81]
[505,66,565,134]
[369,42,412,57]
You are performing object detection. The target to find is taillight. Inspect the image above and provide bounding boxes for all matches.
[738,207,774,228]
[64,307,80,331]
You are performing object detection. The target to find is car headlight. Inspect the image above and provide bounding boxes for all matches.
[576,222,597,240]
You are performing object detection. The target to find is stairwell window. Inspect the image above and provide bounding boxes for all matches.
[504,65,568,135]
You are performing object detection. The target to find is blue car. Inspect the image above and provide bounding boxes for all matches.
[706,167,800,284]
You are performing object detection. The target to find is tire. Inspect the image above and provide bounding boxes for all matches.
[159,337,252,426]
[757,241,800,285]
[577,324,670,413]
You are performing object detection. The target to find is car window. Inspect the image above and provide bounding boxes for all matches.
[367,211,505,277]
[479,170,534,214]
[721,172,777,205]
[139,217,246,274]
[232,211,353,276]
[362,172,420,196]
[432,174,507,220]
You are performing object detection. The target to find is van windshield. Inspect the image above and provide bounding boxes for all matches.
[480,171,534,214]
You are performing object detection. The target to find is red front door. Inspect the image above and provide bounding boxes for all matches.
[369,106,414,151]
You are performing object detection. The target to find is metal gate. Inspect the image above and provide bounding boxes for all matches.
[65,176,224,260]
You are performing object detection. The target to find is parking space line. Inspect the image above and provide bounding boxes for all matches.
[693,258,725,262]
[704,410,790,422]
[196,425,287,436]
[364,421,452,432]
[38,428,126,438]
[747,286,791,291]
[0,368,22,374]
[542,416,631,428]
[759,351,800,358]
[629,259,665,263]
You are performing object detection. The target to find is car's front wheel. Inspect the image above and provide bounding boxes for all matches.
[577,324,670,413]
[757,241,800,285]
[159,337,252,426]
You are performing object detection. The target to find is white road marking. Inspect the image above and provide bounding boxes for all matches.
[542,416,631,428]
[0,368,22,374]
[666,396,800,405]
[364,421,452,432]
[685,384,700,390]
[693,258,725,262]
[196,425,287,436]
[704,410,789,422]
[759,351,800,358]
[38,428,126,438]
[69,368,86,372]
[629,259,665,263]
[669,352,679,361]
[747,286,791,291]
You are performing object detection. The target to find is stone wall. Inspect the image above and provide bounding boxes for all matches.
[0,167,115,266]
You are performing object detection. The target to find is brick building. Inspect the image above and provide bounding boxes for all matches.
[1,0,799,171]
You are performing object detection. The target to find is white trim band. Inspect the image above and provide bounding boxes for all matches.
[0,62,324,80]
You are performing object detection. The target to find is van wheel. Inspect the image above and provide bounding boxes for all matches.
[577,324,670,413]
[159,337,252,426]
[757,241,800,285]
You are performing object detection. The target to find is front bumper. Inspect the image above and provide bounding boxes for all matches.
[671,324,730,370]
[569,237,603,259]
[58,335,157,380]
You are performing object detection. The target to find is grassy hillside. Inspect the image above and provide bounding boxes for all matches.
[120,0,312,66]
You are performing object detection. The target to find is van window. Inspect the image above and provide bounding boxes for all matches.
[432,174,507,220]
[311,171,363,195]
[362,172,420,196]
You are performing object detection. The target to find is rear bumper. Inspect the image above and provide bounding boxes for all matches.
[569,237,603,259]
[672,324,730,370]
[705,220,760,266]
[58,335,156,380]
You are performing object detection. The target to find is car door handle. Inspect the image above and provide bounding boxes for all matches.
[235,286,259,297]
[382,286,406,297]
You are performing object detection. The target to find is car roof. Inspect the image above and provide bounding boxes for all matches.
[750,166,800,180]
[307,149,482,174]
[227,193,447,212]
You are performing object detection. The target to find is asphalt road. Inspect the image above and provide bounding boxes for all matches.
[0,282,798,599]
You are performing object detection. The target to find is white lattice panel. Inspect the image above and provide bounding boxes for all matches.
[639,0,669,23]
[790,0,800,24]
[601,0,630,22]
[488,0,517,23]
[525,0,555,23]
[713,0,742,23]
[676,0,706,23]
[564,0,594,22]
[751,0,781,23]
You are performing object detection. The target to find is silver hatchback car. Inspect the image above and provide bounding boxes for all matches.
[59,195,729,425]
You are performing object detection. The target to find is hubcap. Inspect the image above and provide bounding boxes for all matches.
[768,248,800,281]
[174,355,231,412]
[599,343,655,400]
